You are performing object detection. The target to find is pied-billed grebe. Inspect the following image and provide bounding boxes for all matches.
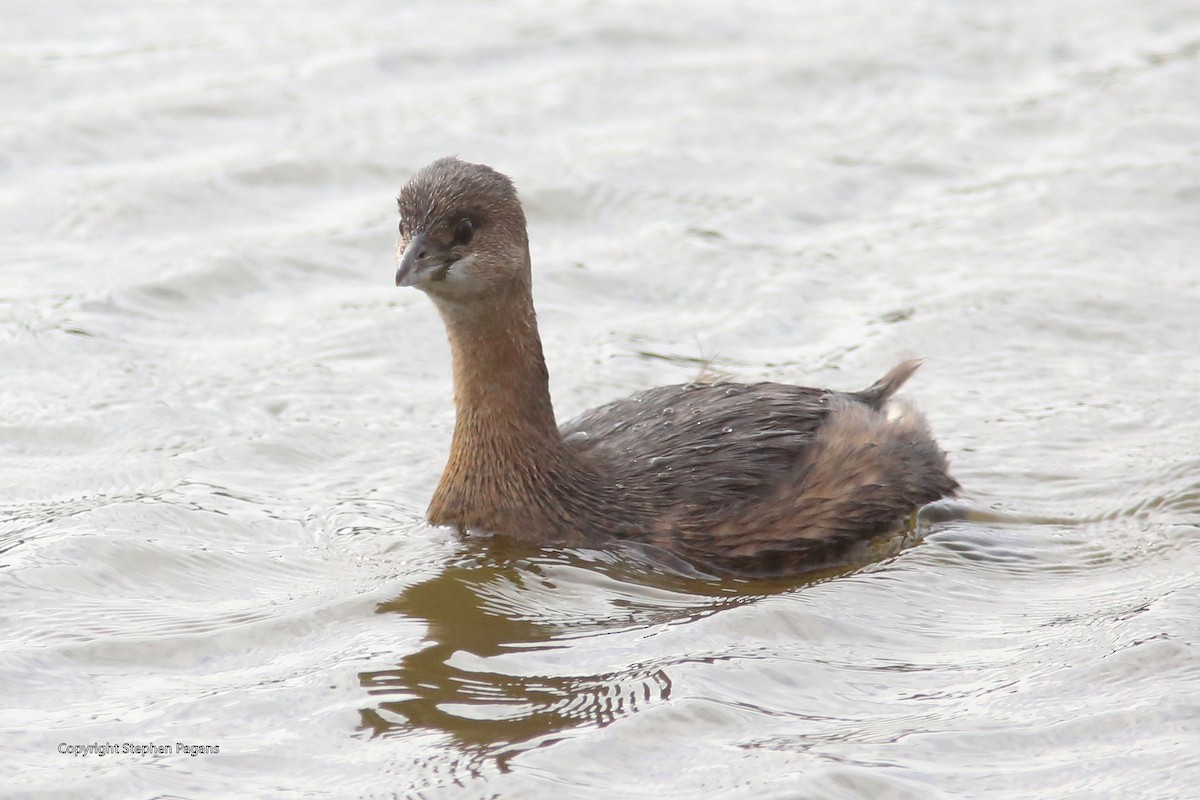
[394,157,957,577]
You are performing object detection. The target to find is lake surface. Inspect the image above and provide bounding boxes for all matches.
[3,0,1199,797]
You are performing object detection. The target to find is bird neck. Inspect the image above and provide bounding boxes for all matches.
[432,284,564,471]
[427,282,603,537]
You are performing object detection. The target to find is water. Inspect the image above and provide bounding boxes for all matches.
[3,0,1199,797]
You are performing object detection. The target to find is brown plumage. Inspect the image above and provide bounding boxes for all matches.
[394,157,957,577]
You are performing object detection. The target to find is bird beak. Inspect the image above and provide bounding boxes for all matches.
[395,232,434,288]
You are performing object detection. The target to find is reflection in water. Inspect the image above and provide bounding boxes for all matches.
[357,535,887,767]
[359,540,796,765]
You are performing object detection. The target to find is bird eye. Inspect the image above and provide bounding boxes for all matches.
[451,217,475,247]
[398,220,406,237]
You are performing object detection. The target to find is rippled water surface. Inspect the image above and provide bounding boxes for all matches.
[4,1,1200,797]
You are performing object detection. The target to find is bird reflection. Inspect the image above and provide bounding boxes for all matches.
[357,538,788,765]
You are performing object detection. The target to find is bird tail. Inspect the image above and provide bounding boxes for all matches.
[854,359,923,408]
